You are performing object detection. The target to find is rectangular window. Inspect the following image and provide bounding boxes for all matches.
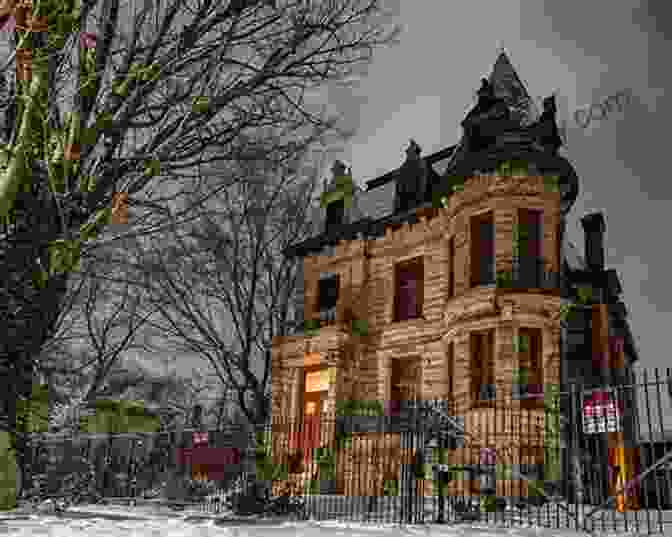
[471,330,495,403]
[447,342,455,403]
[318,274,339,324]
[394,257,424,322]
[471,212,495,286]
[389,359,403,415]
[516,209,543,286]
[389,358,421,414]
[519,328,543,406]
[518,209,543,257]
[448,237,455,298]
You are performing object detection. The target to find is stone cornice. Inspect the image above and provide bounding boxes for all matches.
[443,291,562,328]
[443,289,500,325]
[272,325,350,365]
[442,174,560,219]
[495,294,563,328]
[376,319,444,351]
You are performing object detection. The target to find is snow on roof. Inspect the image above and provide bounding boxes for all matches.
[354,180,396,221]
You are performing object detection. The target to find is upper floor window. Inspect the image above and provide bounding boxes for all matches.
[447,341,455,402]
[447,236,455,298]
[470,212,495,287]
[318,274,339,324]
[394,257,424,322]
[471,330,495,403]
[514,209,543,286]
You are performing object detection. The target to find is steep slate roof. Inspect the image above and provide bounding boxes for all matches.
[488,50,539,127]
[303,144,458,238]
[357,180,396,221]
[563,237,587,272]
[301,50,539,239]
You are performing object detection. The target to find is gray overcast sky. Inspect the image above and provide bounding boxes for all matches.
[317,0,670,376]
[3,2,670,420]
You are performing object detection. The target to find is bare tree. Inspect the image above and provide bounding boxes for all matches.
[131,133,333,426]
[30,239,159,404]
[0,0,400,446]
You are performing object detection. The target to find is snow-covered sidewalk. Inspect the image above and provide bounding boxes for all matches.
[0,503,655,537]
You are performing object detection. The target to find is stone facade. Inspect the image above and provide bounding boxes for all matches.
[271,171,562,497]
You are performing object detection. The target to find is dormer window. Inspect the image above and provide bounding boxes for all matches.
[322,160,351,236]
[325,198,345,235]
[317,274,339,325]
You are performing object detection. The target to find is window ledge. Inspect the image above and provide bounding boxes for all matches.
[392,315,426,324]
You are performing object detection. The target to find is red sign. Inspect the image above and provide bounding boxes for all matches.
[583,391,622,434]
[176,447,241,467]
[193,432,208,445]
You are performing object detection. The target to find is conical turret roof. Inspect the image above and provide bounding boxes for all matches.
[488,49,538,127]
[440,49,577,215]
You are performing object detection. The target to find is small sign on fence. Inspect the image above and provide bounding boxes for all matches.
[583,390,622,434]
[193,432,208,445]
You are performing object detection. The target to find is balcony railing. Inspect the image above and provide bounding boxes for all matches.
[497,257,561,290]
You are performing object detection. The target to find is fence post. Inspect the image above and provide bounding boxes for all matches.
[569,381,584,527]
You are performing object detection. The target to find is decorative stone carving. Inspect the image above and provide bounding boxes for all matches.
[501,300,515,321]
[444,294,499,325]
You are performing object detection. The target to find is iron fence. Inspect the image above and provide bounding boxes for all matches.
[260,368,672,533]
[15,367,672,534]
[18,424,259,503]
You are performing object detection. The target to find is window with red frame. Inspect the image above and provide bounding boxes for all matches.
[448,236,455,297]
[516,209,543,286]
[471,330,495,403]
[470,212,495,286]
[518,327,543,406]
[394,257,424,322]
[447,341,455,403]
[388,358,421,415]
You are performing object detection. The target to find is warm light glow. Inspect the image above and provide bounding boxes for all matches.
[305,369,329,392]
[306,369,329,393]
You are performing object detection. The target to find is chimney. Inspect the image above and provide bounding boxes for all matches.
[581,212,606,272]
[395,139,427,212]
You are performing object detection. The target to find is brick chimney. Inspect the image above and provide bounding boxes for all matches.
[581,212,606,272]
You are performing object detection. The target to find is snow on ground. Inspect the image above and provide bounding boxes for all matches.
[0,504,651,537]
